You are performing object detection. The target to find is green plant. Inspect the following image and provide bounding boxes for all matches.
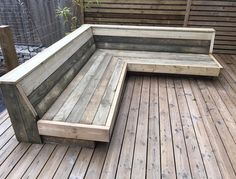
[56,0,100,34]
[56,7,71,25]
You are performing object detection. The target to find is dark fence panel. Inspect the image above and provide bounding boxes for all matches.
[0,0,41,45]
[0,0,66,47]
[84,0,187,27]
[187,0,236,54]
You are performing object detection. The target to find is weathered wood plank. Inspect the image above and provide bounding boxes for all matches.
[38,120,110,142]
[22,144,56,179]
[166,78,192,178]
[37,145,68,179]
[190,80,236,178]
[159,78,176,178]
[131,76,149,179]
[92,25,214,40]
[182,79,222,179]
[28,37,95,107]
[0,25,19,71]
[69,148,94,179]
[7,144,43,179]
[93,61,126,125]
[0,143,31,178]
[0,84,41,143]
[100,76,135,179]
[42,51,98,121]
[53,146,82,179]
[147,76,160,179]
[116,76,142,179]
[66,54,112,123]
[79,59,117,124]
[52,52,106,122]
[174,79,207,179]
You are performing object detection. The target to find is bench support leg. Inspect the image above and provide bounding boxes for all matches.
[1,84,42,143]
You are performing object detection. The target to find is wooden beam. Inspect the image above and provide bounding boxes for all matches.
[37,120,110,142]
[184,0,192,27]
[80,0,85,24]
[0,25,19,71]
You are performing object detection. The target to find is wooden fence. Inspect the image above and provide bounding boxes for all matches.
[84,0,236,54]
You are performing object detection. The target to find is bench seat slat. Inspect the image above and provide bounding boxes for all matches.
[79,59,118,124]
[41,51,98,121]
[51,52,106,122]
[66,54,113,123]
[35,44,96,117]
[92,60,126,125]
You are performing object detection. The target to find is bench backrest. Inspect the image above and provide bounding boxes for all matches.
[0,25,95,118]
[91,25,215,54]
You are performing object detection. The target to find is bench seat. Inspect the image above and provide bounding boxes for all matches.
[101,49,221,76]
[38,51,127,142]
[0,24,223,145]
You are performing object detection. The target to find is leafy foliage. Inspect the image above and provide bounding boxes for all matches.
[56,0,100,34]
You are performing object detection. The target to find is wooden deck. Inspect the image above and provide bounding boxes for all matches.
[0,54,235,178]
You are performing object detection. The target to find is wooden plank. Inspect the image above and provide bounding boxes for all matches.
[84,0,187,5]
[7,144,43,179]
[196,80,236,143]
[35,45,96,117]
[190,80,236,178]
[147,76,160,179]
[0,24,92,85]
[127,62,220,77]
[92,25,214,40]
[52,52,106,122]
[131,76,149,179]
[166,78,192,178]
[28,37,95,107]
[100,76,135,179]
[192,79,236,172]
[66,54,112,123]
[37,145,68,179]
[0,25,19,71]
[42,51,98,121]
[184,0,192,27]
[79,59,117,124]
[69,148,94,179]
[0,143,31,178]
[116,76,142,179]
[53,146,82,179]
[95,35,211,47]
[105,62,127,136]
[95,39,210,54]
[22,144,56,179]
[93,61,126,125]
[84,143,109,179]
[174,79,207,179]
[37,120,110,142]
[0,84,41,143]
[0,136,19,165]
[159,78,176,178]
[0,127,14,149]
[182,79,222,179]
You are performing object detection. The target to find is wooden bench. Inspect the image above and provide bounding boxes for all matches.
[0,24,222,145]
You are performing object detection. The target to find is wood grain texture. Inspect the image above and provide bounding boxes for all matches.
[0,84,41,143]
[0,54,235,178]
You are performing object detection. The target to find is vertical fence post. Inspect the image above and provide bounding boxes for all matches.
[0,25,19,71]
[184,0,192,27]
[80,0,85,24]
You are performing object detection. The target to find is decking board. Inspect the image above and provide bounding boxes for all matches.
[0,54,234,178]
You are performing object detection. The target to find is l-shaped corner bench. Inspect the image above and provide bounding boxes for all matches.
[0,24,222,146]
